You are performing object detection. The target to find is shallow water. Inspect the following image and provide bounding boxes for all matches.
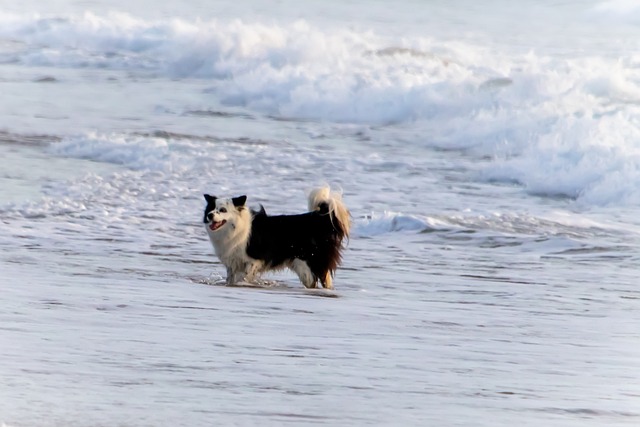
[2,206,639,426]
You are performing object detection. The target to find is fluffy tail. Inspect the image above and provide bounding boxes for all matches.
[308,186,351,289]
[308,186,351,241]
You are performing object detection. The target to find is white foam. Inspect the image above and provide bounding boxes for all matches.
[0,11,502,124]
[3,11,640,206]
[483,113,640,206]
[48,133,171,170]
[355,212,444,237]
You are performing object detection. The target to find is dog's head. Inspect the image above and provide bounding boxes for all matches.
[203,194,248,234]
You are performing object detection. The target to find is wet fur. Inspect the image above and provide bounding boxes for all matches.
[203,187,350,289]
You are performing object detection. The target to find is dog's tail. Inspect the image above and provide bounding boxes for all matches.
[308,186,351,242]
[308,186,351,289]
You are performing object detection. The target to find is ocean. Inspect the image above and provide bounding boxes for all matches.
[1,0,639,426]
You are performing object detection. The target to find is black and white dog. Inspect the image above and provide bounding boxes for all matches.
[203,187,350,289]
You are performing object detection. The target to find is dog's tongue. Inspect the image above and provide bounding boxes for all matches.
[209,220,225,231]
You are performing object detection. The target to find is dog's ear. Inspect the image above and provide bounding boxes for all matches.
[204,194,217,204]
[232,195,247,209]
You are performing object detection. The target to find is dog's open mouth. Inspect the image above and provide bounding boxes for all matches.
[209,220,227,231]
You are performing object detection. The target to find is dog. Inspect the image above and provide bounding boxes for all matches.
[203,187,350,289]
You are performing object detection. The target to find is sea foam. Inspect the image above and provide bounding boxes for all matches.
[4,11,640,207]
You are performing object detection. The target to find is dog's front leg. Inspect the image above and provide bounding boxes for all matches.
[225,266,237,285]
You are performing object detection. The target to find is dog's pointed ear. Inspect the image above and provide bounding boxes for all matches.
[232,195,247,208]
[204,194,217,203]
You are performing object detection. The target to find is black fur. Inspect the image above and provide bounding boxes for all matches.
[203,194,217,223]
[232,195,247,209]
[246,203,345,283]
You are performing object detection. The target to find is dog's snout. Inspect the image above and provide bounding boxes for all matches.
[206,212,214,222]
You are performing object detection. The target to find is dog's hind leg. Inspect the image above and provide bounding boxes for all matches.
[245,261,263,283]
[320,271,334,290]
[292,259,317,288]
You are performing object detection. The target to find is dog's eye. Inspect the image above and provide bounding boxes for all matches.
[219,207,227,213]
